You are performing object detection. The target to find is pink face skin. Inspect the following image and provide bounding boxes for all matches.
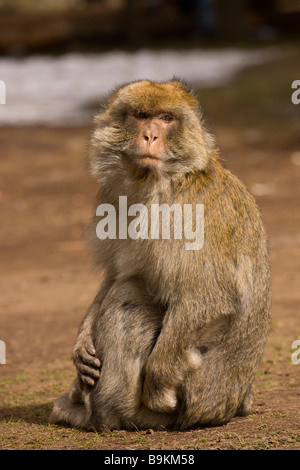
[130,112,176,170]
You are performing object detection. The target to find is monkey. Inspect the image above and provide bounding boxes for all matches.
[50,79,271,431]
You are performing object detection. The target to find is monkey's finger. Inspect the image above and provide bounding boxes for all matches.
[80,375,96,386]
[85,343,96,356]
[78,363,100,379]
[77,350,101,368]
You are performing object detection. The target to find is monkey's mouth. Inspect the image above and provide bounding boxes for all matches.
[136,155,162,168]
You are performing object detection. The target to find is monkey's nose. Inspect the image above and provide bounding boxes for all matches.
[144,133,158,145]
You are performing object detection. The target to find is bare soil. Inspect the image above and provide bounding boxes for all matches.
[0,48,300,450]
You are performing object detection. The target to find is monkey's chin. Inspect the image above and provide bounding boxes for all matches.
[136,156,162,169]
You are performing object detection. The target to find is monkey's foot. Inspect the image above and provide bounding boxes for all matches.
[143,387,177,413]
[50,392,92,430]
[69,378,84,404]
[236,391,253,417]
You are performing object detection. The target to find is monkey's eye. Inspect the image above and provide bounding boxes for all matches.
[160,114,173,122]
[135,111,148,119]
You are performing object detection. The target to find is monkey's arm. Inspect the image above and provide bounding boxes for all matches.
[142,296,212,413]
[72,281,111,386]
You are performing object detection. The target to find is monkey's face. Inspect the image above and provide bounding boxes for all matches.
[123,110,176,171]
[90,80,215,183]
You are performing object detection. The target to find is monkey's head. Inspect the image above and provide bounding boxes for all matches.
[90,80,215,184]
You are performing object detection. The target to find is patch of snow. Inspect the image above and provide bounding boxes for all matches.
[0,48,277,126]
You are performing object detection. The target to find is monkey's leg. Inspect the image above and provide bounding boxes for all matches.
[142,296,205,414]
[49,281,113,429]
[88,279,180,430]
[51,279,177,430]
[175,356,255,428]
[175,320,267,429]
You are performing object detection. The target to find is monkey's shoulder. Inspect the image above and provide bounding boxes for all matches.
[177,162,260,217]
[191,164,266,248]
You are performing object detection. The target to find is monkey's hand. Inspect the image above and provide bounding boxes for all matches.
[72,336,101,386]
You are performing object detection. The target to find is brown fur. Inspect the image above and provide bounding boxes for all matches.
[50,79,271,431]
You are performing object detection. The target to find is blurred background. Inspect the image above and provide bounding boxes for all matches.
[0,0,300,54]
[0,0,300,450]
[0,0,300,125]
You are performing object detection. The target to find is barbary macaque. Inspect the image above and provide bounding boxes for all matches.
[50,79,271,430]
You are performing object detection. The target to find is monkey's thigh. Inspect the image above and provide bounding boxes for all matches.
[90,279,162,428]
[178,347,255,429]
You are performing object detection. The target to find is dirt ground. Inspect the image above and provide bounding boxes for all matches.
[0,47,300,450]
